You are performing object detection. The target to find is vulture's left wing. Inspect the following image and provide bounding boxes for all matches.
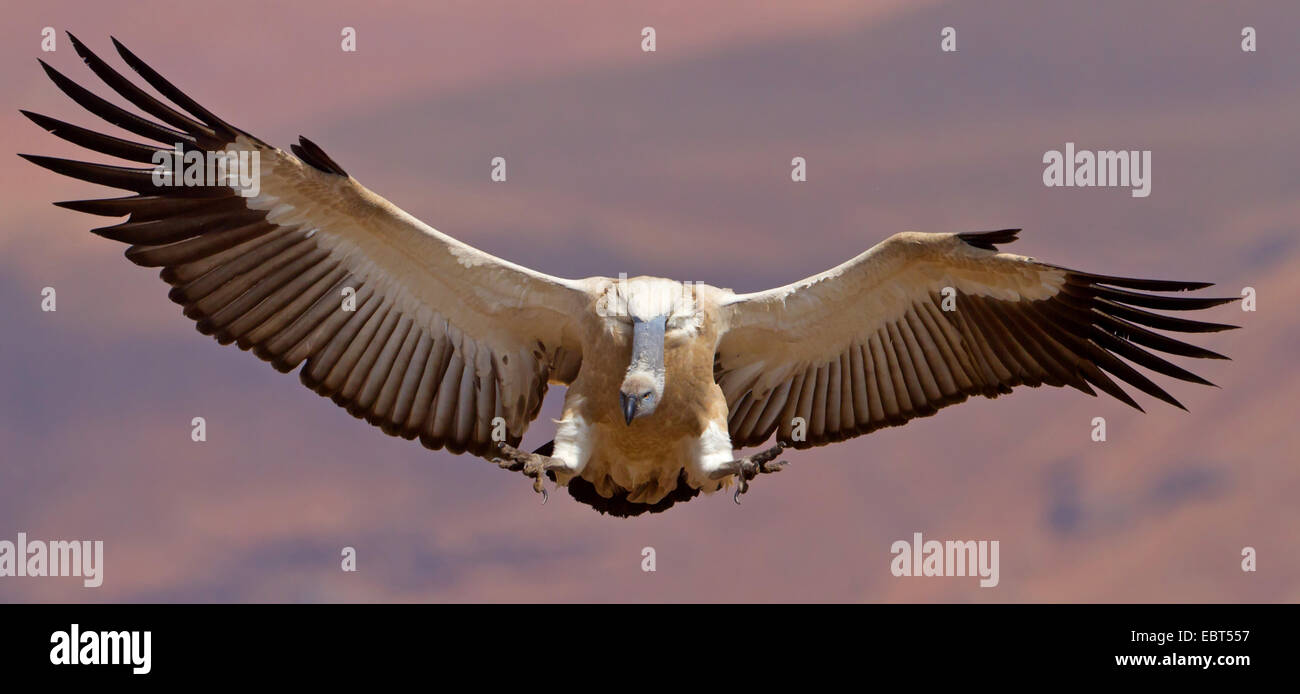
[713,229,1237,449]
[21,35,593,456]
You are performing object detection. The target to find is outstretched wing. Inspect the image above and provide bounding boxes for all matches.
[21,34,594,456]
[713,229,1237,449]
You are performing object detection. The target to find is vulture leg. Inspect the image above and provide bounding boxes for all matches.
[491,443,567,503]
[709,443,789,504]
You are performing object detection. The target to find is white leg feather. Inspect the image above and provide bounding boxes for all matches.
[549,413,592,483]
[685,420,734,491]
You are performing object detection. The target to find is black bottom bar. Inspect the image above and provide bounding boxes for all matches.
[0,604,1286,682]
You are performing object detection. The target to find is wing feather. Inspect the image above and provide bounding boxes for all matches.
[23,35,593,456]
[714,230,1237,449]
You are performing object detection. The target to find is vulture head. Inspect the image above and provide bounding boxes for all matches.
[620,315,667,424]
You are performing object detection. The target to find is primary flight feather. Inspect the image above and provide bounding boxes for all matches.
[21,35,1238,516]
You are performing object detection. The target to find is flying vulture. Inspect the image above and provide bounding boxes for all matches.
[21,35,1238,516]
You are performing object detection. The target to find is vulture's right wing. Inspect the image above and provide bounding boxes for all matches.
[713,229,1238,449]
[21,34,594,456]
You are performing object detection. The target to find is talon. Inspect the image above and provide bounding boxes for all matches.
[485,442,567,503]
[531,470,551,503]
[712,443,787,504]
[732,473,753,504]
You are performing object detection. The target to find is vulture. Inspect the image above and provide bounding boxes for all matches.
[21,35,1239,516]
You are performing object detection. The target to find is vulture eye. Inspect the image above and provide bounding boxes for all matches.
[640,391,652,400]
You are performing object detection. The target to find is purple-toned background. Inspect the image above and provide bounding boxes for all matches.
[1,1,1295,602]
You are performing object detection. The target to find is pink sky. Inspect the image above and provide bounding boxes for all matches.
[1,1,1296,602]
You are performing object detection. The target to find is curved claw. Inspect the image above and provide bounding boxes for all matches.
[717,445,788,506]
[489,442,562,503]
[732,475,751,504]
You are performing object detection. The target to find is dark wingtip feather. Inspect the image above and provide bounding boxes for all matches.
[36,58,59,82]
[20,152,140,190]
[291,136,349,176]
[1119,395,1146,413]
[1090,284,1240,311]
[1099,277,1214,292]
[1089,296,1241,333]
[52,198,115,214]
[18,109,64,135]
[53,195,178,217]
[64,32,220,144]
[36,55,192,147]
[1057,267,1214,292]
[65,30,89,54]
[22,153,228,197]
[958,228,1021,251]
[109,35,241,140]
[20,109,163,163]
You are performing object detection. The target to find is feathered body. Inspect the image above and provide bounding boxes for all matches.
[555,277,732,506]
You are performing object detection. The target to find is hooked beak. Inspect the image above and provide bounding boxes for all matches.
[620,393,637,425]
